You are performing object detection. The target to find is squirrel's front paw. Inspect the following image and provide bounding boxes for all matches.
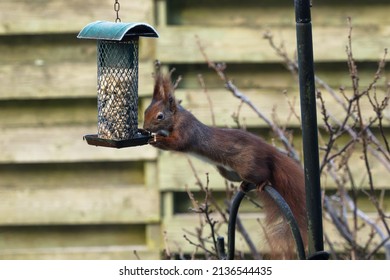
[156,129,169,137]
[148,130,170,146]
[239,181,257,192]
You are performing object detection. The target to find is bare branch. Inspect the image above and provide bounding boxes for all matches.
[263,19,390,259]
[198,73,216,127]
[183,234,217,258]
[196,35,300,161]
[263,29,390,172]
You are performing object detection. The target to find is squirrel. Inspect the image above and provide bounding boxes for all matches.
[143,66,307,258]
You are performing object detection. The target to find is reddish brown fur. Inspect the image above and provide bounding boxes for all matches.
[144,69,307,258]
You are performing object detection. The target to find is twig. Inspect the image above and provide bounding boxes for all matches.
[133,250,141,260]
[198,74,216,126]
[366,236,390,260]
[162,230,172,260]
[345,17,390,254]
[283,90,301,125]
[231,100,245,129]
[183,234,217,258]
[324,196,354,246]
[185,168,226,258]
[323,232,338,260]
[186,156,228,223]
[345,194,390,246]
[202,201,219,258]
[350,45,390,238]
[366,75,390,154]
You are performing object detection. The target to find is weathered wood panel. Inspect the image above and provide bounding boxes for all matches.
[157,146,390,191]
[0,162,145,189]
[0,0,154,35]
[0,223,159,260]
[0,225,146,250]
[0,246,159,260]
[167,0,390,28]
[0,126,157,163]
[0,61,154,100]
[0,99,97,127]
[170,63,390,92]
[0,36,155,100]
[0,186,159,225]
[141,88,390,128]
[157,26,390,63]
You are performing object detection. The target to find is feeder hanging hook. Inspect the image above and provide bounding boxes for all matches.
[114,0,121,23]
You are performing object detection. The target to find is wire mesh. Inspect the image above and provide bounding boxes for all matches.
[96,39,139,140]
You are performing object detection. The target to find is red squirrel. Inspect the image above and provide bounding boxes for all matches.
[143,67,307,258]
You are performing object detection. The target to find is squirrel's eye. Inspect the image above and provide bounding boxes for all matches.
[156,112,164,120]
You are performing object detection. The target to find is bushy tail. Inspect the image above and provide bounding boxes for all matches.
[261,152,307,259]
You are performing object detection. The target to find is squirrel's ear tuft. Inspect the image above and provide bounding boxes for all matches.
[168,94,177,113]
[152,60,177,105]
[152,60,166,101]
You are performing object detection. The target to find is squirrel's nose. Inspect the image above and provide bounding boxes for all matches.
[142,122,154,133]
[142,123,149,130]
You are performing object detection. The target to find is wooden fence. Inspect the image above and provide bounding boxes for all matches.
[0,0,389,259]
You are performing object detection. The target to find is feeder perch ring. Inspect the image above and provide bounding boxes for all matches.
[83,129,152,148]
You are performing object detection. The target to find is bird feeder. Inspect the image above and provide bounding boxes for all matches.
[77,21,158,148]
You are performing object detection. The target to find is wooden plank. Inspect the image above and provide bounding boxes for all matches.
[0,61,153,99]
[0,38,155,100]
[0,224,146,250]
[146,224,162,251]
[0,0,154,35]
[0,186,160,225]
[169,63,390,93]
[0,162,145,189]
[144,161,159,189]
[141,87,390,128]
[158,152,226,191]
[0,246,159,260]
[0,99,97,127]
[157,147,390,191]
[167,0,390,28]
[0,33,154,66]
[156,26,390,63]
[0,125,157,163]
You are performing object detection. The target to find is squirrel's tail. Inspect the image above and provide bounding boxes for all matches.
[261,152,307,259]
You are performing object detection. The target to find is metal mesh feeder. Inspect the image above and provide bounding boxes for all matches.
[77,21,158,148]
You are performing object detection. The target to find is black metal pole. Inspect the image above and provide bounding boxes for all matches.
[294,0,325,255]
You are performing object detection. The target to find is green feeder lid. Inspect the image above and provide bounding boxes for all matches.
[77,21,159,41]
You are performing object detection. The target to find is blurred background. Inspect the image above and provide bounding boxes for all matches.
[0,0,389,259]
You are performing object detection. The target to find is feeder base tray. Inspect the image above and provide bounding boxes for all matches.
[84,129,152,148]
